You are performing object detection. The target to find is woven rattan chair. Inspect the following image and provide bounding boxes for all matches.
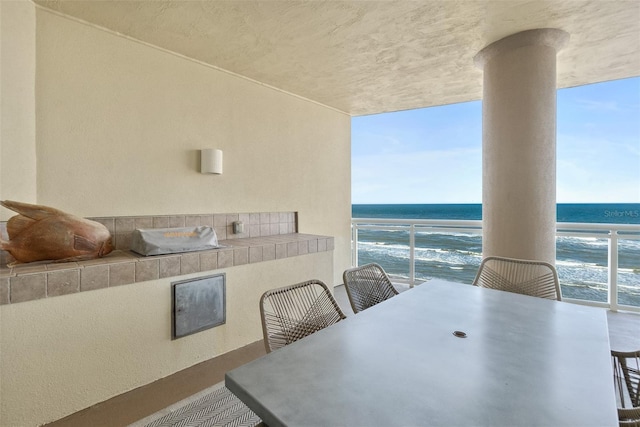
[260,279,347,353]
[472,256,561,301]
[342,263,399,313]
[612,350,640,426]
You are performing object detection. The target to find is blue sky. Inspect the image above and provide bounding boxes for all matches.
[352,77,640,204]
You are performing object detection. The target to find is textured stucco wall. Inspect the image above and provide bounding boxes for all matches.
[1,254,334,426]
[1,7,351,426]
[0,0,37,213]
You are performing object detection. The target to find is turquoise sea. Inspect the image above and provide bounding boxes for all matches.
[352,203,640,307]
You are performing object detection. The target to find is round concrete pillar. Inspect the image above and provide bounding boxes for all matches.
[474,29,569,265]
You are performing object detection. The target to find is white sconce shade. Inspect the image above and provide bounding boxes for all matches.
[201,149,223,174]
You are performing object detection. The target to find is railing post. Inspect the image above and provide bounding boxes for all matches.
[609,229,619,312]
[409,224,415,288]
[351,218,638,312]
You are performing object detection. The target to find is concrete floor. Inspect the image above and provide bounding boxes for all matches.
[47,283,638,426]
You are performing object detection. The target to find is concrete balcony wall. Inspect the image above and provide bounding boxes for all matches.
[0,5,350,426]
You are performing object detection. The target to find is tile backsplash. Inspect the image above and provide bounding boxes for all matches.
[0,211,297,267]
[0,210,339,306]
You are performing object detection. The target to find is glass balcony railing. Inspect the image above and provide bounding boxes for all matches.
[351,218,640,312]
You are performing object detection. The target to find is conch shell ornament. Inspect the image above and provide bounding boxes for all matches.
[0,200,113,266]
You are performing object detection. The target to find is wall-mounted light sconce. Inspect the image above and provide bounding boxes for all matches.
[201,149,223,174]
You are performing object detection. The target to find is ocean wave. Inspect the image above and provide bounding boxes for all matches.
[357,227,640,303]
[557,236,640,249]
[556,259,602,269]
[415,231,482,238]
[557,236,609,247]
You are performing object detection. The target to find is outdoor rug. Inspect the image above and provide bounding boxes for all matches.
[128,381,262,427]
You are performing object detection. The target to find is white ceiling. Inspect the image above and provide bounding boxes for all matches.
[35,0,640,116]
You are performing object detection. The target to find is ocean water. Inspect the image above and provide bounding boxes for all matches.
[352,203,640,307]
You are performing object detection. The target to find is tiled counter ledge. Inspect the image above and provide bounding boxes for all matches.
[0,233,334,305]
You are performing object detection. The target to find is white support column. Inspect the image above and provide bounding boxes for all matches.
[474,29,569,265]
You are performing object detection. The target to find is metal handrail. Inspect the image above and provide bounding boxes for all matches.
[351,218,640,312]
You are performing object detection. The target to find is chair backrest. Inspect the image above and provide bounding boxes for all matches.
[343,263,399,313]
[260,279,346,353]
[472,256,561,301]
[612,350,640,426]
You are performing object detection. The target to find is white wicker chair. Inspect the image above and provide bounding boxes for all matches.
[472,256,561,301]
[260,279,346,353]
[343,263,399,313]
[612,350,640,427]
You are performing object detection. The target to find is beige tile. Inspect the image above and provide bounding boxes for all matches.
[327,237,335,251]
[109,262,136,286]
[0,277,9,305]
[115,233,132,251]
[260,213,270,224]
[46,262,79,271]
[249,224,260,238]
[276,243,287,259]
[159,256,181,278]
[136,259,159,282]
[115,217,136,233]
[299,240,309,255]
[250,213,260,225]
[269,212,279,224]
[249,247,263,264]
[199,215,214,227]
[11,274,46,303]
[11,263,47,274]
[260,224,270,236]
[81,265,109,291]
[135,217,154,229]
[169,216,186,228]
[218,249,233,268]
[233,248,248,266]
[0,265,11,277]
[153,216,170,228]
[91,217,115,234]
[225,225,237,240]
[102,251,138,263]
[47,270,80,297]
[226,214,239,225]
[214,226,227,241]
[180,253,200,274]
[308,239,318,253]
[270,223,279,235]
[279,223,289,235]
[318,238,327,252]
[200,251,218,271]
[185,215,200,227]
[213,214,227,227]
[75,251,114,266]
[287,242,299,257]
[262,244,276,261]
[279,212,288,223]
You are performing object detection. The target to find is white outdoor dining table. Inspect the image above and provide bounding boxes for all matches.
[226,279,617,427]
